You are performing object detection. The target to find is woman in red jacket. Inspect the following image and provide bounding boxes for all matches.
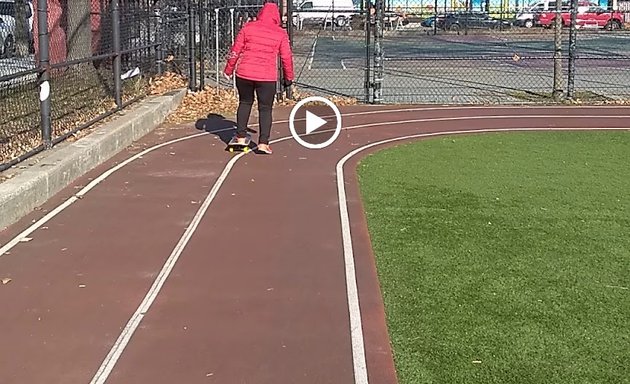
[224,1,295,154]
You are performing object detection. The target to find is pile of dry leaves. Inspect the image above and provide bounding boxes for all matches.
[148,71,189,96]
[147,71,359,125]
[166,86,241,124]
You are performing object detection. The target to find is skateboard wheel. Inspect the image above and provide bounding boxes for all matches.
[229,148,234,153]
[244,147,249,153]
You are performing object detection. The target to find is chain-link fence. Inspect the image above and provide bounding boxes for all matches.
[192,0,292,100]
[192,0,630,105]
[369,0,630,103]
[194,0,267,89]
[190,0,372,101]
[287,1,372,101]
[0,0,193,171]
[282,0,629,104]
[2,0,629,170]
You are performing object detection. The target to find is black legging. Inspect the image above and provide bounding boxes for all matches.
[235,76,276,145]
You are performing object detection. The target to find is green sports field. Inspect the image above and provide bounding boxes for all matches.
[356,131,630,384]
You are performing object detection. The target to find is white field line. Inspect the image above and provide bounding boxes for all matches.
[308,37,318,70]
[334,125,630,384]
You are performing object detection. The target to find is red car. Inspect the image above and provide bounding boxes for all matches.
[536,6,624,30]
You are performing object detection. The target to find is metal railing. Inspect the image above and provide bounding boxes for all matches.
[1,0,192,171]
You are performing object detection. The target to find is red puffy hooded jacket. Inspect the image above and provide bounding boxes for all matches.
[224,2,295,82]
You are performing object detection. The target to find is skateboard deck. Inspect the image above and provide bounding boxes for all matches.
[226,135,252,153]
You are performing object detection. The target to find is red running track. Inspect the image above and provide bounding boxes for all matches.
[1,104,629,384]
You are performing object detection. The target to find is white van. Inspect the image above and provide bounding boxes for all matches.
[514,0,595,28]
[292,0,359,28]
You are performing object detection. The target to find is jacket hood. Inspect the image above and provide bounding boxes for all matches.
[257,2,281,25]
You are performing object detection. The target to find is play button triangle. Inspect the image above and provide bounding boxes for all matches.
[305,110,327,134]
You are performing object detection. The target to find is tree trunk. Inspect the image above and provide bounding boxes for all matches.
[12,0,30,57]
[65,0,92,61]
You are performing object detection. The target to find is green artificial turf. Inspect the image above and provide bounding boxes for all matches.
[356,131,630,384]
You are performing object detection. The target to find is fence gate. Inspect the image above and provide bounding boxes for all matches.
[285,0,401,104]
[198,0,383,104]
[285,0,376,103]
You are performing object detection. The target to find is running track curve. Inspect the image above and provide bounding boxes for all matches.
[0,104,629,384]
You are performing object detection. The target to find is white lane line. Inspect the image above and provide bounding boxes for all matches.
[1,108,627,382]
[3,105,598,258]
[0,106,451,256]
[90,117,624,383]
[0,132,208,257]
[93,121,630,384]
[334,125,630,384]
[90,147,249,384]
[6,105,623,258]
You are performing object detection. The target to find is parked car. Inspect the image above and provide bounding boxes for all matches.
[536,5,624,29]
[0,0,33,58]
[437,11,512,31]
[292,0,359,28]
[421,14,446,28]
[513,0,595,28]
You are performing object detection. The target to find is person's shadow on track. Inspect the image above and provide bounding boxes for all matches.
[195,113,260,153]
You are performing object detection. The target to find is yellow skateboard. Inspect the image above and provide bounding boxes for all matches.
[226,135,252,153]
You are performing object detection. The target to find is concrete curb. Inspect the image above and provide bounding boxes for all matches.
[0,88,187,231]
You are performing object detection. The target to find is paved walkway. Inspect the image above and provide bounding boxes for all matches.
[1,104,629,384]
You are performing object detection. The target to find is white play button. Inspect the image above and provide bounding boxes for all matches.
[289,96,342,150]
[305,110,327,134]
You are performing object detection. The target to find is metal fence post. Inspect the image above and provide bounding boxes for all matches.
[364,0,372,103]
[112,0,122,108]
[567,0,578,99]
[276,0,284,101]
[287,0,294,47]
[373,0,384,104]
[215,7,219,88]
[552,1,563,100]
[187,0,196,91]
[199,0,205,89]
[286,0,293,99]
[433,0,438,35]
[230,7,235,90]
[37,0,51,148]
[155,6,164,75]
